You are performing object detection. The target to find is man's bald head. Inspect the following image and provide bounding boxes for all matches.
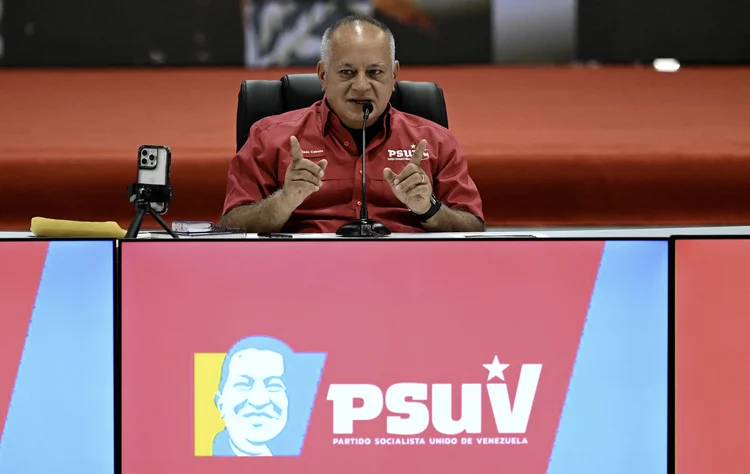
[320,15,395,68]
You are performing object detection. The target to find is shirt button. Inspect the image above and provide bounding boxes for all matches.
[344,141,349,146]
[359,170,363,174]
[357,201,362,206]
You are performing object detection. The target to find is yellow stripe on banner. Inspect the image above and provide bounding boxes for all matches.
[194,353,228,456]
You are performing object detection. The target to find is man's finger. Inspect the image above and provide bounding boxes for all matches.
[383,167,397,184]
[289,168,323,186]
[411,139,427,166]
[397,171,426,193]
[395,163,420,185]
[294,158,324,177]
[291,175,323,189]
[317,159,328,172]
[290,136,303,162]
[405,183,430,199]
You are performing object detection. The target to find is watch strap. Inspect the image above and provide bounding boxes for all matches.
[411,194,442,222]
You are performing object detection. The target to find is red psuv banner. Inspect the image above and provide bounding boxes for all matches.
[676,239,750,474]
[120,239,668,474]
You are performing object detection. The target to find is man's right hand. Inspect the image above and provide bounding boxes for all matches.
[279,136,328,209]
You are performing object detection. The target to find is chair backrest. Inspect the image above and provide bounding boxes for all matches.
[236,73,449,152]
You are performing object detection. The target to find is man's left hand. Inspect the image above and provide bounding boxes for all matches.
[383,139,432,215]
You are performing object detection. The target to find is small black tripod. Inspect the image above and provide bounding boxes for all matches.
[124,183,179,239]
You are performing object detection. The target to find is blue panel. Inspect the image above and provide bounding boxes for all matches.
[0,241,115,474]
[547,240,668,474]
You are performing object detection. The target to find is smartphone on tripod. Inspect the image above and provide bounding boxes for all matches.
[136,145,172,214]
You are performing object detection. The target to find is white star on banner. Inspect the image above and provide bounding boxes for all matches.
[483,355,510,382]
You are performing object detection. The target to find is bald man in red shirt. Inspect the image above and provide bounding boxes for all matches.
[221,14,484,234]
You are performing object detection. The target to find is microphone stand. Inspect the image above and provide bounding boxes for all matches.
[336,103,391,237]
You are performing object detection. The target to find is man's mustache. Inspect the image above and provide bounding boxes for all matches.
[233,400,283,419]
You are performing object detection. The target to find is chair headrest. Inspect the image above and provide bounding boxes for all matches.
[237,73,448,152]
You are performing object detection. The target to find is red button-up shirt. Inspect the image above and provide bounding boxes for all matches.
[223,99,483,233]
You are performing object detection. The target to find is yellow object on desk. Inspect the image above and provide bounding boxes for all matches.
[30,217,128,238]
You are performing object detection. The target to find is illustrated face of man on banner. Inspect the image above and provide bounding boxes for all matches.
[214,345,290,456]
[197,335,325,458]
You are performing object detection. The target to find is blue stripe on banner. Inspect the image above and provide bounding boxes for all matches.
[546,240,668,474]
[0,241,115,474]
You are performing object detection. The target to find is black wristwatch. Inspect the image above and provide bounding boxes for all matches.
[411,194,442,222]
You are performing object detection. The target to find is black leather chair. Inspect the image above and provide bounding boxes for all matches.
[236,73,449,152]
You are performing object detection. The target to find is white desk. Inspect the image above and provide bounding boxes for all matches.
[0,230,546,239]
[2,225,750,239]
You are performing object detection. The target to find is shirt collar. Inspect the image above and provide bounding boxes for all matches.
[317,97,393,138]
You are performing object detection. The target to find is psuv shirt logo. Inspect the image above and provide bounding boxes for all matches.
[387,143,430,161]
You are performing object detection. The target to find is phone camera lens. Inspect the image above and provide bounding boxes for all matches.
[149,154,155,161]
[141,150,148,156]
[141,158,148,165]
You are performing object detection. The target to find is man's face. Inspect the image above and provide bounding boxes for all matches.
[317,22,399,129]
[215,349,289,445]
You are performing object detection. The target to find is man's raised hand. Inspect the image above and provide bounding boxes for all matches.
[280,136,328,209]
[383,139,432,214]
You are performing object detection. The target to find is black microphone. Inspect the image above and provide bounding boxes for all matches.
[335,101,391,237]
[360,102,374,220]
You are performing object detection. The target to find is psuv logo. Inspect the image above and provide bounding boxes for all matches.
[194,337,541,457]
[193,335,326,457]
[327,355,542,447]
[387,143,430,161]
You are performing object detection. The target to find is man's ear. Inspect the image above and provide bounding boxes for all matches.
[214,391,224,418]
[317,61,326,92]
[392,60,400,91]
